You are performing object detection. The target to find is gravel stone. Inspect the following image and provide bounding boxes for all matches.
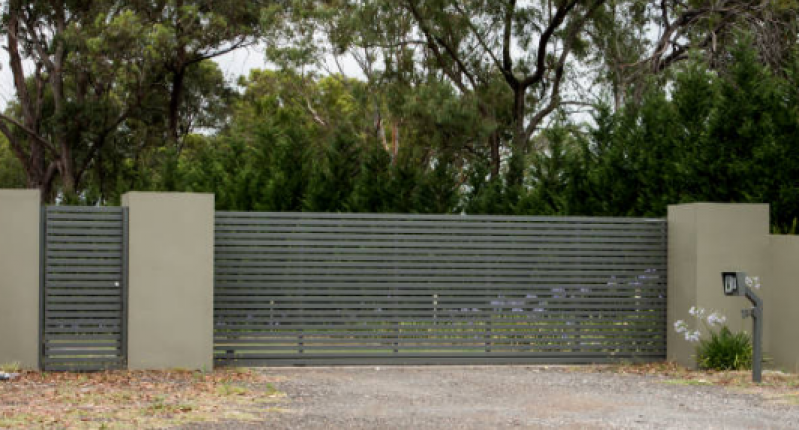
[188,366,799,430]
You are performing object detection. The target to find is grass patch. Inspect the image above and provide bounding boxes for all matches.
[0,362,20,373]
[0,368,284,429]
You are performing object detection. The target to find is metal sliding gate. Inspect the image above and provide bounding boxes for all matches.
[41,206,128,371]
[214,212,667,366]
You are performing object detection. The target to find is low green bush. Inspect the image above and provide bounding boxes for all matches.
[696,326,752,371]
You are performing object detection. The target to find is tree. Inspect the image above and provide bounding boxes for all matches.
[0,1,144,198]
[132,0,264,147]
[0,1,249,201]
[645,1,799,74]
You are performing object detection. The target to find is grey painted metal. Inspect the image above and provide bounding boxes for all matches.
[742,287,763,383]
[41,206,127,371]
[38,206,46,370]
[213,211,667,366]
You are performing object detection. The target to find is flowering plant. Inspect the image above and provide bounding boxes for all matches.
[674,306,727,343]
[674,305,752,370]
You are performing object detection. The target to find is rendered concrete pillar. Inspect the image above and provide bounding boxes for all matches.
[122,192,214,370]
[0,189,41,369]
[667,203,769,368]
[765,236,799,372]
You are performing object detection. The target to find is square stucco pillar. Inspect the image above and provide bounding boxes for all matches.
[0,189,41,369]
[765,236,799,372]
[667,203,769,368]
[122,192,214,370]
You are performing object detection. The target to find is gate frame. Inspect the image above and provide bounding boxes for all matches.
[39,206,130,371]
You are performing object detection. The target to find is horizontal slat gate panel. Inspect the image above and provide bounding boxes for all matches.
[42,206,127,371]
[214,212,667,366]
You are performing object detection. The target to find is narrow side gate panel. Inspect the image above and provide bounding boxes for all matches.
[42,206,128,371]
[214,212,667,366]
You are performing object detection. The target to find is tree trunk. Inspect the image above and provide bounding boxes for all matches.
[489,130,500,179]
[168,65,186,147]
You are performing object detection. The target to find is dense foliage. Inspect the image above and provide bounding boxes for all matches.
[1,1,798,230]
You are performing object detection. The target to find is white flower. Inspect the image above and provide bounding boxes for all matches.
[707,312,727,327]
[684,330,701,343]
[674,320,688,333]
[746,276,762,290]
[689,306,706,318]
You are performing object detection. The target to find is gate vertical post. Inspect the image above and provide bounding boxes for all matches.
[0,190,41,370]
[120,207,130,368]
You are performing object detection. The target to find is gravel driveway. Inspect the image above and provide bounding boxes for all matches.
[194,366,799,430]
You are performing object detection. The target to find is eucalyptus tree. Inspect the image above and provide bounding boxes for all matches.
[0,0,261,201]
[0,1,159,199]
[129,0,265,148]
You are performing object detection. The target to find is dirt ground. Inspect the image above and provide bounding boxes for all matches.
[194,365,799,430]
[3,365,799,429]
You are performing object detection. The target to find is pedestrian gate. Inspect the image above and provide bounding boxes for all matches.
[41,206,128,371]
[214,212,667,366]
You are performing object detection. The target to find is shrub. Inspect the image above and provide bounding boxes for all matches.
[696,326,752,371]
[674,306,754,371]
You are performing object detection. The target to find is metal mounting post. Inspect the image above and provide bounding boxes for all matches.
[722,272,763,384]
[742,287,763,384]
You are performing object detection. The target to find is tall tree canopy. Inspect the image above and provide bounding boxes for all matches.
[1,0,798,230]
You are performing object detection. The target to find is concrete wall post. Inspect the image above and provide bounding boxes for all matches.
[0,189,41,369]
[667,203,770,368]
[122,192,214,370]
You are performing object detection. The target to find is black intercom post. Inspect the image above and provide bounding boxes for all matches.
[721,272,762,383]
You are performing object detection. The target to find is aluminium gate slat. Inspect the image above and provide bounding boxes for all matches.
[211,311,666,319]
[214,277,664,284]
[216,322,664,331]
[214,337,666,347]
[216,211,664,223]
[215,227,665,238]
[215,255,665,265]
[215,234,664,245]
[215,351,664,360]
[214,294,666,302]
[217,345,666,354]
[214,282,665,290]
[216,357,664,367]
[213,216,665,228]
[214,240,665,250]
[213,267,664,277]
[215,260,666,271]
[211,301,666,310]
[216,248,666,257]
[214,323,664,333]
[46,342,120,349]
[45,334,121,341]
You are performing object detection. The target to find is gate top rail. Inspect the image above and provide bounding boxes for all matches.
[215,211,666,224]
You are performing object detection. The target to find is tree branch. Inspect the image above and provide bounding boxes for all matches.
[525,0,605,139]
[406,0,480,90]
[0,113,58,156]
[521,0,580,88]
[0,121,29,162]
